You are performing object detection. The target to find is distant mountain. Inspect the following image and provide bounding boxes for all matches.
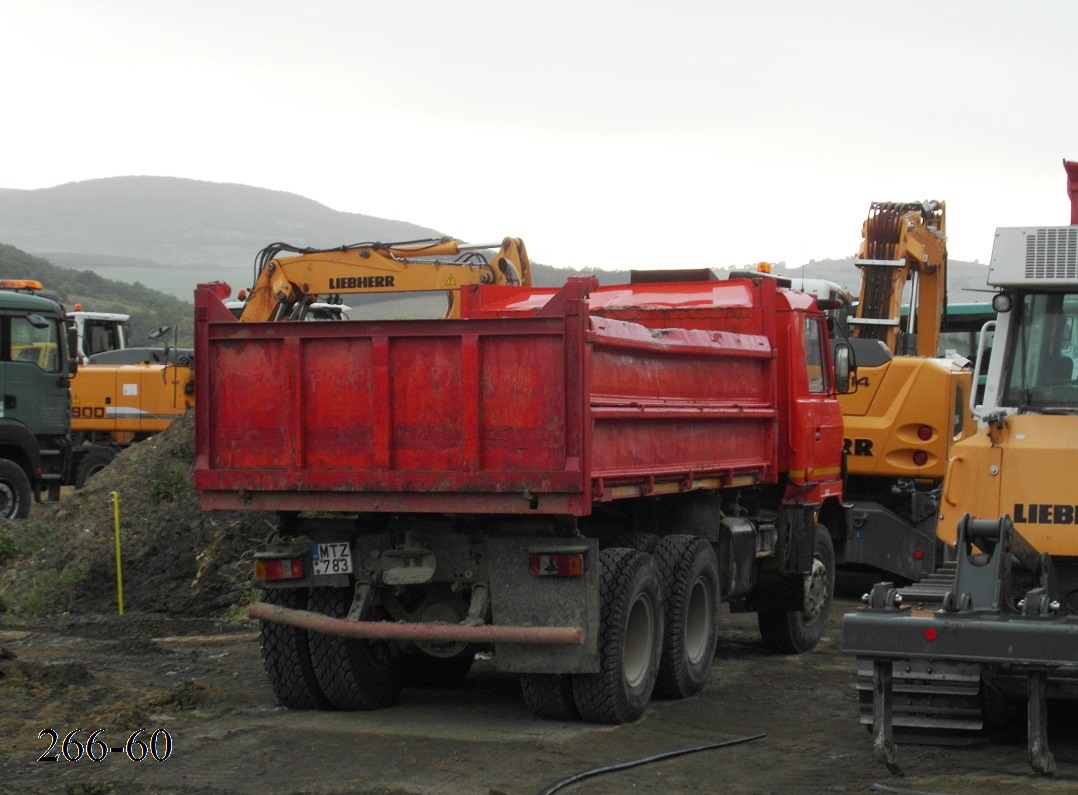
[0,244,196,345]
[0,175,995,304]
[0,177,446,299]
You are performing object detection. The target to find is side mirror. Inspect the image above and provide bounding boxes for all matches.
[149,325,172,341]
[66,324,80,372]
[833,343,855,394]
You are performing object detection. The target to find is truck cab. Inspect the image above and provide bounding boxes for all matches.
[0,288,74,516]
[68,310,130,364]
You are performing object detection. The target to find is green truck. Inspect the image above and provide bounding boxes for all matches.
[0,286,75,518]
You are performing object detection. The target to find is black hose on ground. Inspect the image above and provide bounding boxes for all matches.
[535,732,767,795]
[870,785,955,795]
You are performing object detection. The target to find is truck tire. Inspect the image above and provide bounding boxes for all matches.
[0,460,31,519]
[757,524,835,654]
[572,547,663,724]
[307,586,403,710]
[600,531,659,553]
[258,588,330,710]
[74,447,117,489]
[521,673,578,720]
[653,535,719,699]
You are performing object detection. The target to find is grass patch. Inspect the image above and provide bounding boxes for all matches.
[3,565,89,618]
[149,458,190,502]
[0,512,94,618]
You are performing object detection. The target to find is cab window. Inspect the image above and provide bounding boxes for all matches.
[5,314,62,373]
[85,320,122,357]
[804,317,829,394]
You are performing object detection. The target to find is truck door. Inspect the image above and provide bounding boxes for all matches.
[790,314,844,487]
[3,312,70,436]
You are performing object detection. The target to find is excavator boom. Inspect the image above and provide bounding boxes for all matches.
[240,236,532,322]
[851,201,947,357]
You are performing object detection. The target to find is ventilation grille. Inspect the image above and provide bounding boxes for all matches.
[1024,227,1078,280]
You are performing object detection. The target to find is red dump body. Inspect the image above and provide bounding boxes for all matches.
[194,276,843,515]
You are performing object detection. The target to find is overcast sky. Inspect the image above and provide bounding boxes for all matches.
[5,0,1076,273]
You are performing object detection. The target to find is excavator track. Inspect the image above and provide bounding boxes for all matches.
[854,564,988,745]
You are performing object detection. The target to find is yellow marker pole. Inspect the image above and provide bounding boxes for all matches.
[111,491,124,615]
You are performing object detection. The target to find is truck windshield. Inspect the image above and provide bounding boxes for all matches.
[1002,291,1078,412]
[6,314,63,373]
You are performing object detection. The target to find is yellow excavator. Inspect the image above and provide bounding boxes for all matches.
[835,200,977,582]
[69,328,194,487]
[237,237,532,322]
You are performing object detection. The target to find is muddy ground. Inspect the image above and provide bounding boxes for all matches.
[1,416,1076,794]
[2,587,1077,795]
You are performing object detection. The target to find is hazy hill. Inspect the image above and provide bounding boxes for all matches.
[0,175,995,306]
[0,177,447,299]
[0,244,196,345]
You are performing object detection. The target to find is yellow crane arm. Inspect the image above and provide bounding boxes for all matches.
[240,236,532,322]
[851,201,947,357]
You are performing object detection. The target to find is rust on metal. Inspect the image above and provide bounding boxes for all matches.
[249,601,585,645]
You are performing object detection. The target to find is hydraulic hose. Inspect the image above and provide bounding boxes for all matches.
[535,732,767,795]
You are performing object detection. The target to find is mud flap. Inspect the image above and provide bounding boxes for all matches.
[486,536,600,674]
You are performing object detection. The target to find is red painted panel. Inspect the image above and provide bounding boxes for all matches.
[301,336,375,470]
[389,336,464,471]
[192,276,831,516]
[478,334,568,472]
[208,337,289,470]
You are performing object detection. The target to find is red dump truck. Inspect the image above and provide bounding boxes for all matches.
[193,269,851,724]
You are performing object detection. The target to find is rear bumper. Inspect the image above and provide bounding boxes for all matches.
[843,608,1078,666]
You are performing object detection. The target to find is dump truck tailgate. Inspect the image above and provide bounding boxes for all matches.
[194,282,777,515]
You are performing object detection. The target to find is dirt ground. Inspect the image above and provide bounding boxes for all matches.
[2,586,1077,795]
[1,416,1077,794]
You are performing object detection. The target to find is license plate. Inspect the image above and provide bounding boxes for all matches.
[311,542,352,576]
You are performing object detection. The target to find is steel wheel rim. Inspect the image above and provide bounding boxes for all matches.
[685,575,713,665]
[0,482,16,518]
[624,593,656,689]
[802,556,829,622]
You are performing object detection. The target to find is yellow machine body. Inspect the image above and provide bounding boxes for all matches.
[70,362,194,439]
[839,356,974,481]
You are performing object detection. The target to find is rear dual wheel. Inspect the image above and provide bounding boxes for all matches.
[307,586,403,710]
[524,540,721,723]
[258,588,330,710]
[572,547,664,724]
[653,535,720,699]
